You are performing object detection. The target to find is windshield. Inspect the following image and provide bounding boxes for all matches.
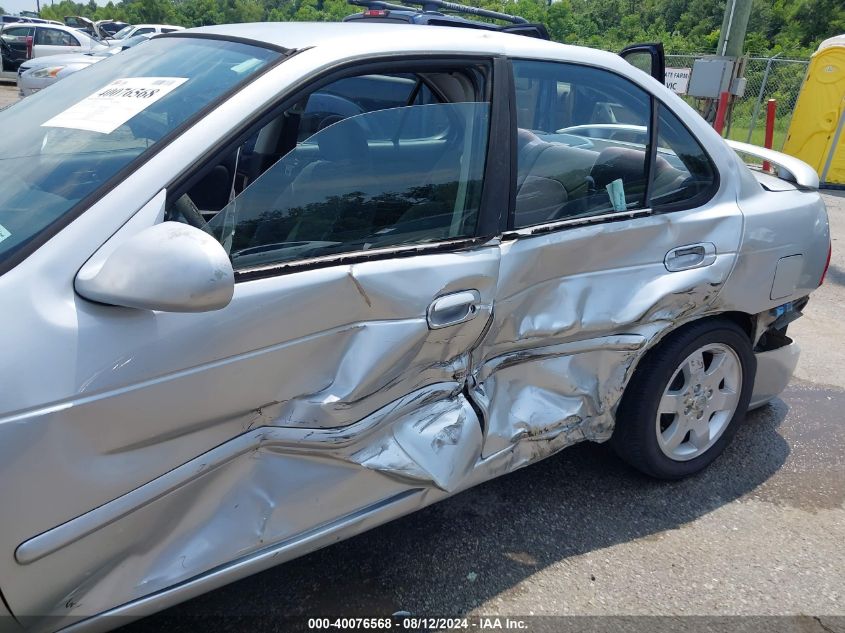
[98,34,148,55]
[111,25,134,39]
[118,34,149,49]
[0,36,281,271]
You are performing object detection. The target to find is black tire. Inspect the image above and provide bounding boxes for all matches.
[610,319,757,479]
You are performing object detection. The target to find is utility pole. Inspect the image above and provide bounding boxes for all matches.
[717,0,752,58]
[706,0,751,131]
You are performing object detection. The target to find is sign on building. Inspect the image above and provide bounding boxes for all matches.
[665,67,691,94]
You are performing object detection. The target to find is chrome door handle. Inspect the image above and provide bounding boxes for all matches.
[427,290,481,329]
[664,243,717,272]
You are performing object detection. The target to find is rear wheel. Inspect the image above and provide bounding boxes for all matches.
[611,320,756,479]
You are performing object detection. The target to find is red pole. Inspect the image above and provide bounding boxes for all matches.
[713,91,730,136]
[762,99,777,172]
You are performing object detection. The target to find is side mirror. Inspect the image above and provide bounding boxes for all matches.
[75,222,234,312]
[619,42,666,83]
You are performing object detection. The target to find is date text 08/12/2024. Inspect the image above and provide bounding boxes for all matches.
[307,617,529,629]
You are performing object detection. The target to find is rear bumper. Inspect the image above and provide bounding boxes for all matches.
[749,340,800,409]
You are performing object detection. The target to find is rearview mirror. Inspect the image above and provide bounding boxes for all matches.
[75,222,234,312]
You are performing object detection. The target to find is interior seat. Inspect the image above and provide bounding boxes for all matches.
[187,150,238,213]
[514,129,599,226]
[589,146,687,207]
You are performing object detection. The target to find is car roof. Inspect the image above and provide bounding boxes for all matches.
[184,22,625,69]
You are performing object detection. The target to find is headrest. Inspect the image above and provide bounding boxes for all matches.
[590,146,646,189]
[316,116,369,163]
[517,127,543,151]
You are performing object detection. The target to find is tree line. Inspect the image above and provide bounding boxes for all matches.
[34,0,845,57]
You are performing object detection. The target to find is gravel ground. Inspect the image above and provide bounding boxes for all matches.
[126,192,845,632]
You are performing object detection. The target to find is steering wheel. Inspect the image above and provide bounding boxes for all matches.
[171,194,206,229]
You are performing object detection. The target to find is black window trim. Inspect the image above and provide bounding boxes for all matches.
[164,53,508,283]
[649,100,721,214]
[503,56,720,238]
[154,31,297,56]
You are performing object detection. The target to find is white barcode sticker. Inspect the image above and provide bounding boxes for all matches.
[42,77,188,135]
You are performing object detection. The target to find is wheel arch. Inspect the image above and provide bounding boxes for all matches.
[610,312,758,478]
[615,311,757,417]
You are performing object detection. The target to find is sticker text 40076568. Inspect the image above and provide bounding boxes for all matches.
[42,77,188,135]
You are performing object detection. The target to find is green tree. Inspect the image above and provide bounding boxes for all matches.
[32,0,845,57]
[121,0,177,23]
[41,1,92,22]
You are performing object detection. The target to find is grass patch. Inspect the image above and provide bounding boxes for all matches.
[724,124,788,151]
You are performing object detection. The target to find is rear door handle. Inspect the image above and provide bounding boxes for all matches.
[665,243,717,272]
[427,290,481,329]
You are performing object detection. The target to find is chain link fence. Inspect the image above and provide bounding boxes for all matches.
[665,53,810,150]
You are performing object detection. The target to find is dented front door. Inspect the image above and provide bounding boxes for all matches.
[0,87,503,622]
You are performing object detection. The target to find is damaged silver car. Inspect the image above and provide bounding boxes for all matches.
[0,21,832,633]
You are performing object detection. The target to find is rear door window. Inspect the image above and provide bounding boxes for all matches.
[35,28,78,46]
[651,103,717,208]
[511,60,652,228]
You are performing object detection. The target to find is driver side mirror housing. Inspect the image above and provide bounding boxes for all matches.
[75,222,235,312]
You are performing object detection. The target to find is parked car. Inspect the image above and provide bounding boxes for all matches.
[17,34,151,96]
[65,15,129,40]
[105,22,183,41]
[0,22,106,81]
[344,0,550,38]
[62,16,128,40]
[0,14,62,25]
[0,14,831,633]
[96,19,129,37]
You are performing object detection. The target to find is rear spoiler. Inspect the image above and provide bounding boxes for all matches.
[726,139,819,190]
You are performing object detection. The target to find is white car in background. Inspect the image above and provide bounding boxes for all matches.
[0,22,106,80]
[16,34,151,96]
[106,23,183,41]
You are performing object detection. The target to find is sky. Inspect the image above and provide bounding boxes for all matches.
[3,0,107,17]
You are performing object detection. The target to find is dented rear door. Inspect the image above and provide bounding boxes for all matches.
[469,59,743,468]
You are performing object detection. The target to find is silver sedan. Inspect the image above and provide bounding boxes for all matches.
[16,34,151,97]
[0,22,830,633]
